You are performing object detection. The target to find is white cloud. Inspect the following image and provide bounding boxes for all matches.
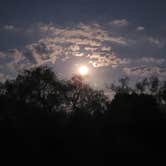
[24,41,62,65]
[39,23,129,45]
[138,57,166,65]
[123,66,166,78]
[88,53,129,68]
[101,46,112,51]
[84,47,98,51]
[23,23,128,67]
[0,49,22,64]
[3,25,15,30]
[110,19,129,27]
[1,22,166,83]
[69,45,80,52]
[123,57,166,79]
[148,37,164,48]
[136,26,145,31]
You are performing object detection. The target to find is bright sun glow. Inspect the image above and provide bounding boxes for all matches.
[79,66,89,76]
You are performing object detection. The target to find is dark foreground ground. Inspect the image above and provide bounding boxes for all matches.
[1,94,166,163]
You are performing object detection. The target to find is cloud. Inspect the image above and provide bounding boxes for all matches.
[148,37,164,48]
[0,49,29,80]
[138,57,166,65]
[0,22,166,83]
[89,53,129,68]
[136,26,145,31]
[0,73,6,81]
[24,41,63,65]
[101,46,112,51]
[123,66,166,78]
[84,47,98,51]
[0,49,22,64]
[0,22,131,82]
[3,25,15,30]
[21,23,128,67]
[0,73,11,82]
[39,23,129,45]
[69,45,80,52]
[110,19,129,27]
[1,25,21,32]
[122,56,166,80]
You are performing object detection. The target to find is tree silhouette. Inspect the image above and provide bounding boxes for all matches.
[159,81,166,111]
[0,66,110,115]
[68,74,109,115]
[2,66,70,112]
[0,65,166,156]
[110,77,133,95]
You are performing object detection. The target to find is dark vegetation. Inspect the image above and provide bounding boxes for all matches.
[0,66,166,159]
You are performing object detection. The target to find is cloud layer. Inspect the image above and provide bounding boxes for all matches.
[21,23,129,67]
[0,21,166,83]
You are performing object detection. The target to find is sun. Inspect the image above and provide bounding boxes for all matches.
[79,65,89,76]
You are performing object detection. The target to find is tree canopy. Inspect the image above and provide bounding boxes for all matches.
[0,66,166,156]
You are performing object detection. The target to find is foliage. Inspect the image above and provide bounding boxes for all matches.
[0,66,109,114]
[0,66,166,156]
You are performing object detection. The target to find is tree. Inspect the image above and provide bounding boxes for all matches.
[2,66,69,111]
[0,66,110,115]
[149,76,159,95]
[159,81,166,109]
[68,75,109,114]
[110,77,133,95]
[135,77,159,95]
[135,78,149,94]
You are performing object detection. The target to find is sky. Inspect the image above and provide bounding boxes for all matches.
[0,0,166,88]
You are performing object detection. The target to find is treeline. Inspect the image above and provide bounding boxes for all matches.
[0,66,166,158]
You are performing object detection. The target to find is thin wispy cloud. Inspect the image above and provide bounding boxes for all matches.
[22,23,128,67]
[0,21,166,83]
[110,19,129,27]
[148,37,164,48]
[123,66,166,78]
[136,26,145,31]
